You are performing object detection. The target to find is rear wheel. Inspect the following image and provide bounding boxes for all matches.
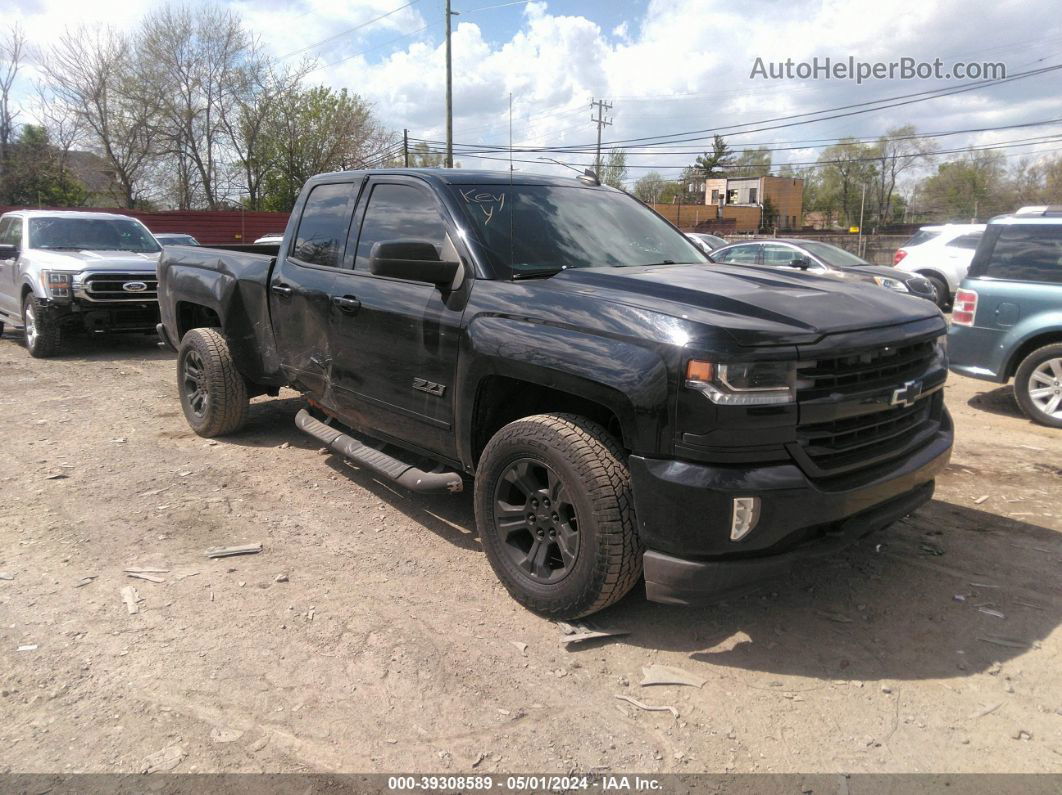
[177,327,249,437]
[474,413,643,619]
[22,294,62,358]
[1014,344,1062,428]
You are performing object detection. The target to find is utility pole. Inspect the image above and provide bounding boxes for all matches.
[445,0,459,168]
[403,129,409,167]
[857,182,867,258]
[590,98,612,176]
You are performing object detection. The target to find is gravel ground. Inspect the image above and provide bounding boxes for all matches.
[0,329,1059,774]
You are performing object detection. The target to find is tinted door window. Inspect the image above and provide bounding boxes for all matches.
[947,233,982,250]
[761,244,801,266]
[354,183,449,272]
[983,225,1062,284]
[0,218,12,247]
[291,183,354,268]
[714,244,760,264]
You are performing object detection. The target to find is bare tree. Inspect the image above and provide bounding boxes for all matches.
[140,4,258,209]
[871,125,936,226]
[34,85,85,186]
[1,22,26,195]
[43,27,161,208]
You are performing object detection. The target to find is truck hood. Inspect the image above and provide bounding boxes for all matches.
[548,263,941,346]
[28,249,160,272]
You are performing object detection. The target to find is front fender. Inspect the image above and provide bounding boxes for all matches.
[458,316,672,461]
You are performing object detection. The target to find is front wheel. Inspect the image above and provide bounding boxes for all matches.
[1014,343,1062,428]
[177,327,249,437]
[474,413,643,619]
[923,274,949,310]
[22,294,62,358]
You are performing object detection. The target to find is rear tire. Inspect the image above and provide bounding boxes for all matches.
[177,327,249,437]
[922,274,949,310]
[22,294,62,358]
[474,413,643,619]
[1014,343,1062,428]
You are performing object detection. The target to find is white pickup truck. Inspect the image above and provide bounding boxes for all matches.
[0,210,162,357]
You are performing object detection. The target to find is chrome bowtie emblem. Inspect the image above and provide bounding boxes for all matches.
[122,281,148,292]
[891,379,923,408]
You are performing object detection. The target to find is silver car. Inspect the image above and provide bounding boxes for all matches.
[0,210,162,358]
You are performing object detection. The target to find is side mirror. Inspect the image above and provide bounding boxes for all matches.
[369,240,460,287]
[0,243,19,259]
[788,257,811,270]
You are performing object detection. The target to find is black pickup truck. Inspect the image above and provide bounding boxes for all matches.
[156,169,953,618]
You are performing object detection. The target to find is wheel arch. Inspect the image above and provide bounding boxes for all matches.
[1004,327,1062,380]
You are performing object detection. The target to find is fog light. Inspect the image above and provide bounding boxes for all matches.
[730,497,760,541]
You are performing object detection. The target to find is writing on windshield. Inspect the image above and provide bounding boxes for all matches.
[453,184,706,277]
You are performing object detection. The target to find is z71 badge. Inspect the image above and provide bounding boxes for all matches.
[412,377,446,397]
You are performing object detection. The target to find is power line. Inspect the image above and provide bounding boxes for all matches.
[417,115,1062,158]
[278,0,423,61]
[441,62,1062,153]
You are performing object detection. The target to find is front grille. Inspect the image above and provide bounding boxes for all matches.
[797,339,936,399]
[793,337,942,476]
[81,272,158,302]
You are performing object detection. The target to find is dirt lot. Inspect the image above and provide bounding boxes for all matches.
[0,329,1059,775]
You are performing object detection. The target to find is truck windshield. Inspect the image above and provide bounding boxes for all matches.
[29,218,162,254]
[450,184,707,278]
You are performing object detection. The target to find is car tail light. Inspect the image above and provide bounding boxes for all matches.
[893,249,908,265]
[952,289,978,326]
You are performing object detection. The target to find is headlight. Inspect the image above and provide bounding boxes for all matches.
[40,270,75,299]
[873,275,909,292]
[686,359,797,405]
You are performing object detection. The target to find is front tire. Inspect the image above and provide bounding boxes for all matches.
[177,327,249,437]
[922,274,949,310]
[22,294,62,358]
[1014,343,1062,428]
[474,413,643,619]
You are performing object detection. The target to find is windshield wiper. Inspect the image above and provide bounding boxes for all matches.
[512,268,565,280]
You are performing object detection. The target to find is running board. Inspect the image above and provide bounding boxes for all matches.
[295,409,463,493]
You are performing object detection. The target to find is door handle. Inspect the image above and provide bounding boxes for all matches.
[271,283,293,297]
[331,295,361,314]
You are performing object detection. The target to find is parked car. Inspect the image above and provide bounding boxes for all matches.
[893,223,985,308]
[685,232,727,253]
[154,233,200,246]
[709,238,937,302]
[157,169,952,618]
[253,233,285,245]
[948,206,1062,428]
[0,210,162,357]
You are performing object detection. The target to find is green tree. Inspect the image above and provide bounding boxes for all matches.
[914,149,1008,222]
[816,139,877,227]
[869,125,936,227]
[2,124,87,206]
[599,149,627,189]
[730,147,772,178]
[258,86,392,211]
[694,135,732,178]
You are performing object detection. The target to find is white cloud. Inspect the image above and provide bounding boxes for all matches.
[9,0,1062,181]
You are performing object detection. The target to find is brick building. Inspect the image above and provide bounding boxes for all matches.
[703,175,804,232]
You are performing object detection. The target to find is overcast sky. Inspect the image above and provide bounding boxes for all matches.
[10,0,1062,185]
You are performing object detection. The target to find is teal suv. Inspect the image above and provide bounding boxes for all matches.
[948,206,1062,427]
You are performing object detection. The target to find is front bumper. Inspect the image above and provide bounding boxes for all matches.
[643,481,934,605]
[630,409,953,604]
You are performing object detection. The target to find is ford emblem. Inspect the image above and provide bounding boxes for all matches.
[122,281,148,293]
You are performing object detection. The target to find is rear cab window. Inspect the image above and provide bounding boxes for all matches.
[970,224,1062,284]
[291,183,355,268]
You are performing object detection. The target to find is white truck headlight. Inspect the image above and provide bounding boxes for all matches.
[873,275,909,292]
[686,359,797,405]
